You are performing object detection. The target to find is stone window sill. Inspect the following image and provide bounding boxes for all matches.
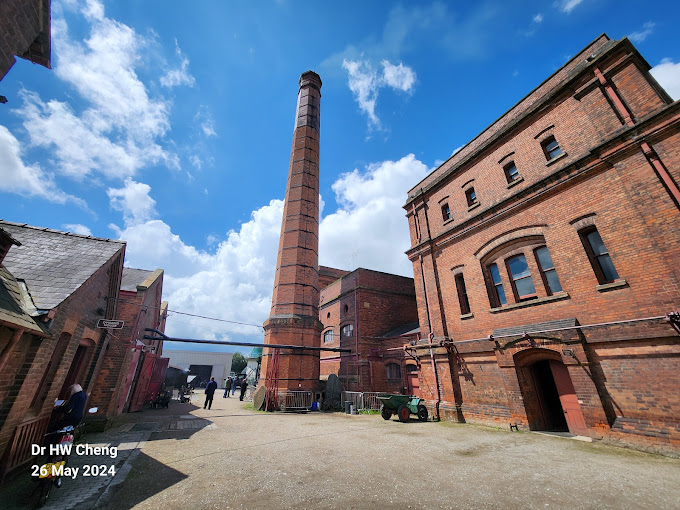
[545,151,568,167]
[443,218,455,226]
[506,176,524,189]
[596,279,628,292]
[467,202,481,212]
[489,292,570,313]
[460,313,474,320]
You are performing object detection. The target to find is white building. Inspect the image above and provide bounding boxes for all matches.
[164,350,234,387]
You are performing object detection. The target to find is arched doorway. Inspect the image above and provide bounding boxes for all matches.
[515,348,588,436]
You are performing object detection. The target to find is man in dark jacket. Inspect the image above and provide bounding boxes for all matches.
[224,377,232,398]
[55,384,87,429]
[239,377,248,401]
[204,377,218,409]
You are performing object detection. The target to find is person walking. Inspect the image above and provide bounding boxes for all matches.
[239,377,248,401]
[204,377,218,409]
[224,377,232,398]
[232,377,237,396]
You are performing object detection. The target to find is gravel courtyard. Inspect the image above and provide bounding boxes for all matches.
[90,391,680,510]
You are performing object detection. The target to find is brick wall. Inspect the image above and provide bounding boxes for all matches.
[0,249,124,467]
[404,36,680,454]
[0,0,48,80]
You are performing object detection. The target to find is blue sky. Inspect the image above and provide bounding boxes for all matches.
[1,0,679,353]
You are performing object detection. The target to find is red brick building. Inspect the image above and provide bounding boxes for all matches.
[404,34,680,455]
[0,221,124,478]
[0,0,51,82]
[89,268,167,426]
[319,267,419,394]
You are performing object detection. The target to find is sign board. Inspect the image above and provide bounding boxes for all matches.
[97,319,125,329]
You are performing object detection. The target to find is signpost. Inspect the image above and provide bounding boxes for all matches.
[97,319,124,329]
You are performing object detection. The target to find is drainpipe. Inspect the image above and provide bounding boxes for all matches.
[354,283,360,389]
[419,253,441,421]
[594,67,634,127]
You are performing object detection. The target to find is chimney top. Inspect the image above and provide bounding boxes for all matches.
[299,71,322,91]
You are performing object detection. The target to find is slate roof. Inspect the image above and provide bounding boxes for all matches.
[493,318,578,337]
[121,268,154,292]
[0,221,126,311]
[381,322,421,338]
[0,265,49,335]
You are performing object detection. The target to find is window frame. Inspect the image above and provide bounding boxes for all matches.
[579,226,620,284]
[454,273,471,315]
[385,362,402,381]
[341,323,354,338]
[505,254,538,301]
[323,330,334,343]
[533,246,562,296]
[465,187,478,207]
[487,263,507,307]
[441,203,451,221]
[541,135,563,161]
[503,161,520,183]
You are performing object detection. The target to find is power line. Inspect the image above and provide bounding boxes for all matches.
[107,296,264,329]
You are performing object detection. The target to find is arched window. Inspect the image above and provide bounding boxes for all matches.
[386,363,402,380]
[341,324,354,338]
[323,330,334,343]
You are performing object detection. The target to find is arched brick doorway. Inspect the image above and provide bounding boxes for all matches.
[514,348,588,436]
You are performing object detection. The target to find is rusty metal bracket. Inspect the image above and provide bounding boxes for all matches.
[665,310,680,336]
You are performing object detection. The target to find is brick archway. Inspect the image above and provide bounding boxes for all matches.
[513,348,589,435]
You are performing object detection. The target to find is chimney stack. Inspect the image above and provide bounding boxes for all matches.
[261,71,323,393]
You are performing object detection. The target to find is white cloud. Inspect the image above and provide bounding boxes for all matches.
[0,125,85,206]
[12,0,175,181]
[556,0,584,14]
[115,200,284,341]
[107,178,158,227]
[628,22,655,44]
[109,154,430,342]
[651,59,680,100]
[319,154,430,276]
[342,58,417,130]
[381,61,416,92]
[533,13,544,23]
[63,224,93,236]
[194,106,217,137]
[160,40,196,88]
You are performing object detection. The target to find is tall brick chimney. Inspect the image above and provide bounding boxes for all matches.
[261,71,323,392]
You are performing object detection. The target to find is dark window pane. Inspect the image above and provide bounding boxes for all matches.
[505,163,519,181]
[441,204,451,221]
[515,277,537,297]
[508,255,531,279]
[545,270,563,293]
[535,246,554,270]
[495,284,507,306]
[489,264,502,284]
[586,230,607,256]
[597,255,620,282]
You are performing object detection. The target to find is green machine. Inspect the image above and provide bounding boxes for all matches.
[377,394,428,422]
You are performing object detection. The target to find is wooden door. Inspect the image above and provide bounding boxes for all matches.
[407,373,420,397]
[549,360,589,436]
[129,353,155,412]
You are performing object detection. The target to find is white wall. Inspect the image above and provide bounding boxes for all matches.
[164,350,234,387]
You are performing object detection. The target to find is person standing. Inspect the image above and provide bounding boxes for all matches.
[204,377,218,409]
[224,377,232,398]
[239,377,248,401]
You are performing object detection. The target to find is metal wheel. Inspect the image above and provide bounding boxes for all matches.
[397,404,410,423]
[417,405,429,422]
[380,405,392,420]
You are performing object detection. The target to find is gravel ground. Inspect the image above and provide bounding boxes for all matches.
[93,391,679,510]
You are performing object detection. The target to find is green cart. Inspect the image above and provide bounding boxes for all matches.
[377,394,429,422]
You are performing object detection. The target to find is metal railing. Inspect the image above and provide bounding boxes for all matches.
[277,391,313,411]
[341,391,384,411]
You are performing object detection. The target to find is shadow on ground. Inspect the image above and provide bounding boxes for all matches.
[97,452,187,510]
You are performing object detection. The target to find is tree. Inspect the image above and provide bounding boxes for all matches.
[231,352,247,374]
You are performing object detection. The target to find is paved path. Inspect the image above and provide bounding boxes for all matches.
[3,391,679,509]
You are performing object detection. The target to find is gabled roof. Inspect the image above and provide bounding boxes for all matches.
[121,267,154,292]
[0,265,49,335]
[0,221,125,311]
